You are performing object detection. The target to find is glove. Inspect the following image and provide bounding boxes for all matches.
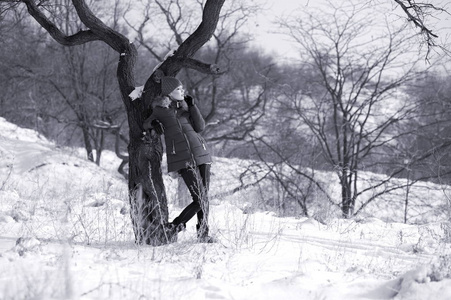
[151,119,165,135]
[184,94,194,107]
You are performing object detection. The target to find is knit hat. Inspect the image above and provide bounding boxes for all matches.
[161,77,182,95]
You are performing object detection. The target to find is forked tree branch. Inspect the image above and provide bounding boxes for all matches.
[154,0,225,76]
[176,0,225,57]
[393,0,449,56]
[71,0,130,53]
[22,0,100,45]
[394,0,439,36]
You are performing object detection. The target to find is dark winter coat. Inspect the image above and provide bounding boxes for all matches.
[143,97,212,172]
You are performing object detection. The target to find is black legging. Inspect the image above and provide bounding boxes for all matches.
[172,164,210,228]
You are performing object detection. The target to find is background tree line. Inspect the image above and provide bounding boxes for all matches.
[0,0,449,233]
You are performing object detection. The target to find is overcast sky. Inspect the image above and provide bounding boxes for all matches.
[250,0,450,61]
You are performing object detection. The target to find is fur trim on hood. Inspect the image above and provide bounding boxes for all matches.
[152,96,172,108]
[152,96,188,111]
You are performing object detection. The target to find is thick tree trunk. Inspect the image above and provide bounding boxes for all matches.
[127,132,169,245]
[117,43,171,246]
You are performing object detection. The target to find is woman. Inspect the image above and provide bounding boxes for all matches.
[143,76,214,243]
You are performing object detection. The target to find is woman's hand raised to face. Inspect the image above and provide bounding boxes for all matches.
[184,95,194,107]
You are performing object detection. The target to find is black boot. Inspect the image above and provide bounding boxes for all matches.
[163,222,186,243]
[196,224,216,243]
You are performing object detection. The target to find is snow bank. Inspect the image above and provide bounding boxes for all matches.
[0,117,450,300]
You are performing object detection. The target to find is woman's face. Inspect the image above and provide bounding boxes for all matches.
[168,85,184,101]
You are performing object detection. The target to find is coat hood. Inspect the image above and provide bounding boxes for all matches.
[151,96,189,111]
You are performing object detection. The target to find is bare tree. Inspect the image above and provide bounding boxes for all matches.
[42,42,124,165]
[398,70,451,180]
[43,1,125,165]
[275,1,429,218]
[0,1,126,164]
[0,6,51,129]
[249,132,336,218]
[1,0,225,245]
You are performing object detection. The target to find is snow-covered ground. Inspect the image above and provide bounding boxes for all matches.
[0,117,450,300]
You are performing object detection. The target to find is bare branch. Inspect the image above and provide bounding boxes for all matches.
[122,1,164,61]
[144,0,226,90]
[21,0,100,45]
[393,0,450,57]
[155,0,185,45]
[71,0,129,53]
[176,57,222,74]
[394,0,440,38]
[175,0,226,58]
